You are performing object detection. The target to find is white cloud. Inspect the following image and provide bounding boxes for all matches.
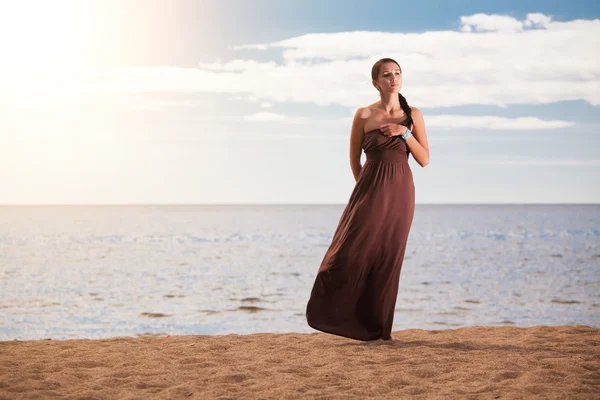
[426,115,574,130]
[240,112,318,124]
[198,59,278,72]
[0,10,589,121]
[467,158,600,167]
[243,112,288,122]
[77,13,600,110]
[523,13,552,29]
[232,95,262,102]
[112,95,201,111]
[460,12,552,33]
[198,112,573,131]
[460,13,526,33]
[323,114,574,131]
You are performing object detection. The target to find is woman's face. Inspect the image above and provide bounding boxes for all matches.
[374,62,402,93]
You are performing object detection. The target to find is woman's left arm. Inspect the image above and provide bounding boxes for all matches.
[405,107,430,167]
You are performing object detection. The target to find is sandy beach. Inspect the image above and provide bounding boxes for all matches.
[0,325,598,399]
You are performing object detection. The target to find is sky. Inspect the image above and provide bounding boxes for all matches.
[0,0,599,204]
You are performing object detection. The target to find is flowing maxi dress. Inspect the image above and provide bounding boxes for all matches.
[305,117,416,341]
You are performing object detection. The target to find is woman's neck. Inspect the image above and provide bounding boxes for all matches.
[377,93,402,115]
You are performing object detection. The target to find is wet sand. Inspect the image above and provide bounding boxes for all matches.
[0,325,598,399]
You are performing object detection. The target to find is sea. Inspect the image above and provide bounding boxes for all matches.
[1,204,598,341]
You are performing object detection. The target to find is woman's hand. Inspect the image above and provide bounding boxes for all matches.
[379,123,409,137]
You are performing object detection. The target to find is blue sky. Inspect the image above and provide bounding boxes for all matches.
[0,0,599,204]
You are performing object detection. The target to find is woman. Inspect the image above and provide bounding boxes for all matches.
[305,58,430,342]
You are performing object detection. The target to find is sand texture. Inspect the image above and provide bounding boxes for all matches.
[1,325,599,399]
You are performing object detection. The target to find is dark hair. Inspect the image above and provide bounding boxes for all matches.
[371,58,411,124]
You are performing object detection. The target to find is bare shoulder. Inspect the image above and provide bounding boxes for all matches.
[351,106,372,128]
[355,106,372,119]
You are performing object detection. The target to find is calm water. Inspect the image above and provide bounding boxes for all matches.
[1,204,598,341]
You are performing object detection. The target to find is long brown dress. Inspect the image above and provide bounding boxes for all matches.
[305,116,415,341]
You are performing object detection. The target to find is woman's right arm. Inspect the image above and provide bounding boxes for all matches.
[349,108,366,182]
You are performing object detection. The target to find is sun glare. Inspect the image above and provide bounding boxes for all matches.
[0,1,93,107]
